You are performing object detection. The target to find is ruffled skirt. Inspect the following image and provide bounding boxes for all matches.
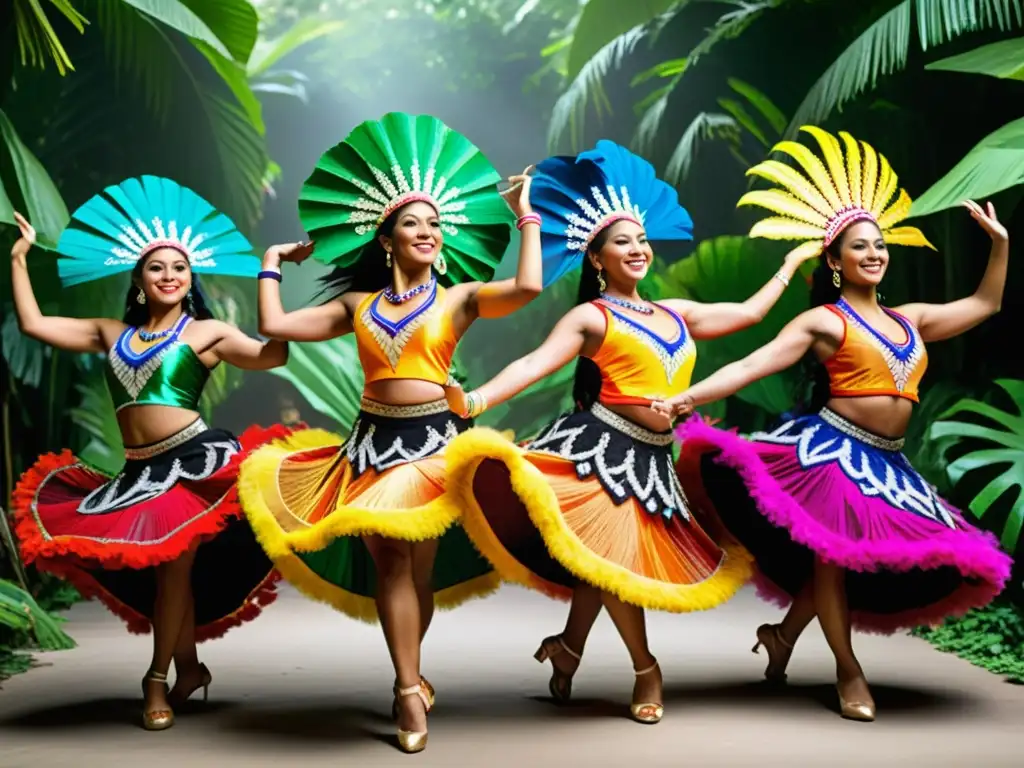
[237,399,498,622]
[12,419,290,641]
[445,403,753,611]
[677,408,1013,633]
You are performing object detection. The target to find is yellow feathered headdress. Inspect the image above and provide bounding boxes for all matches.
[737,126,935,263]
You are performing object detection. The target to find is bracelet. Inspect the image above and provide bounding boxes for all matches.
[258,269,282,282]
[773,270,790,287]
[516,213,542,230]
[465,391,488,419]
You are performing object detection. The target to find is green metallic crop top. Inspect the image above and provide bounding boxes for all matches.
[106,315,209,412]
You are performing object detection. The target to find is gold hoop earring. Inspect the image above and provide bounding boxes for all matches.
[385,249,392,268]
[136,288,146,305]
[832,270,841,288]
[597,269,607,293]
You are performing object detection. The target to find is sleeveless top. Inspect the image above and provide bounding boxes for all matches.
[823,298,927,403]
[587,300,696,407]
[354,282,458,389]
[107,315,209,412]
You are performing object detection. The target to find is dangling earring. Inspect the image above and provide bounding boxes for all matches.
[597,269,607,293]
[385,248,392,268]
[832,269,841,288]
[136,288,146,305]
[185,289,195,315]
[435,252,448,276]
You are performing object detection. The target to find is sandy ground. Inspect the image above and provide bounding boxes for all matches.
[1,584,1022,767]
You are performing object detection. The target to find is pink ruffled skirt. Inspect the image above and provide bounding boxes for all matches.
[676,408,1012,633]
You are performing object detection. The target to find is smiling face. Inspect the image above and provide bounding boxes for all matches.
[136,247,192,308]
[827,219,888,287]
[587,219,652,290]
[378,201,443,272]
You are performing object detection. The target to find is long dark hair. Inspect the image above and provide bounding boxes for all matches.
[121,254,214,326]
[317,206,406,303]
[571,227,614,412]
[795,236,845,415]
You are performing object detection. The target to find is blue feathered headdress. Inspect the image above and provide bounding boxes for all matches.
[56,176,259,287]
[531,140,694,286]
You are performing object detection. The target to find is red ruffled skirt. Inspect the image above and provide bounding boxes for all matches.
[12,421,292,642]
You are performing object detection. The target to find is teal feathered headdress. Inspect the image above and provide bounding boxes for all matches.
[56,176,259,286]
[298,112,513,285]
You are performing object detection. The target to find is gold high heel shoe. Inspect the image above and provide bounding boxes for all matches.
[533,635,581,703]
[394,680,432,754]
[169,663,212,707]
[837,677,876,722]
[141,670,175,731]
[629,661,664,724]
[392,676,435,720]
[751,623,794,683]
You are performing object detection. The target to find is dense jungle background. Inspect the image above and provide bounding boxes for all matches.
[1,0,1023,682]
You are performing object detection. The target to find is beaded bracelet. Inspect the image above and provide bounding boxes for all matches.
[465,391,488,419]
[516,213,542,230]
[258,270,282,282]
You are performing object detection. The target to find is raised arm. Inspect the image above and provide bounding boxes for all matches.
[651,307,828,420]
[449,304,597,418]
[893,201,1008,343]
[9,212,118,353]
[258,241,355,342]
[465,168,543,320]
[663,247,817,340]
[199,320,288,371]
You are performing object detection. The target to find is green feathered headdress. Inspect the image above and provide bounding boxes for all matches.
[298,112,513,284]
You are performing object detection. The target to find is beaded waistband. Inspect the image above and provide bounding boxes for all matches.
[124,418,209,460]
[819,408,905,452]
[359,397,450,419]
[591,403,674,447]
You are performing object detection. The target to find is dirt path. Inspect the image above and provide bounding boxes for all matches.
[1,585,1021,767]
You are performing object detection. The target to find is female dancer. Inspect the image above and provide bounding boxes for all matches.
[10,177,293,730]
[660,127,1013,721]
[443,140,820,723]
[238,112,540,753]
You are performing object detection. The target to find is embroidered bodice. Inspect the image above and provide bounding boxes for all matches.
[106,315,208,412]
[587,300,696,407]
[354,282,458,389]
[823,298,927,403]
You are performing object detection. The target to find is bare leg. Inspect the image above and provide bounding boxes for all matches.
[365,535,427,735]
[813,558,874,718]
[411,537,439,641]
[168,589,211,703]
[755,580,816,680]
[536,583,602,700]
[600,591,662,721]
[145,546,198,719]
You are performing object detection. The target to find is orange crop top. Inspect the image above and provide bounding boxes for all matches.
[354,282,458,388]
[587,301,696,407]
[823,298,927,403]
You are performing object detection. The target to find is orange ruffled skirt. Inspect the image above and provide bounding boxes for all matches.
[445,404,753,611]
[238,401,498,622]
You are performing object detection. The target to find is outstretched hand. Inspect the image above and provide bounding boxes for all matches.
[963,200,1007,243]
[264,241,315,267]
[500,166,535,219]
[10,211,36,262]
[649,393,695,421]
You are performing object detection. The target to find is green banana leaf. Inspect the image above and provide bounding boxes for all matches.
[929,378,1024,553]
[269,335,363,433]
[0,578,76,652]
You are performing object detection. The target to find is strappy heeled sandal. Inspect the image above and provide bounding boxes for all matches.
[392,676,435,720]
[533,635,581,703]
[751,623,794,683]
[141,670,174,731]
[169,662,212,707]
[629,661,664,724]
[393,680,432,754]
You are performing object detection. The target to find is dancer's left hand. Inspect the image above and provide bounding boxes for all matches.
[650,394,694,420]
[963,200,1007,243]
[444,384,470,419]
[501,166,535,218]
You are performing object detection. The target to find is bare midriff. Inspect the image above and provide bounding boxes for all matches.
[825,395,914,440]
[116,405,203,448]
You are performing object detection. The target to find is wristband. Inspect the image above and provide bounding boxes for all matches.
[516,213,542,230]
[773,270,790,287]
[258,269,282,282]
[465,391,488,419]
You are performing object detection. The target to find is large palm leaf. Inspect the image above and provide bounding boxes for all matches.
[269,335,364,433]
[0,108,68,246]
[11,0,88,75]
[0,578,76,652]
[68,361,122,476]
[787,0,1024,137]
[929,378,1024,553]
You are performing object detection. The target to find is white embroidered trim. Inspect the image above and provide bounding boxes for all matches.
[345,418,460,474]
